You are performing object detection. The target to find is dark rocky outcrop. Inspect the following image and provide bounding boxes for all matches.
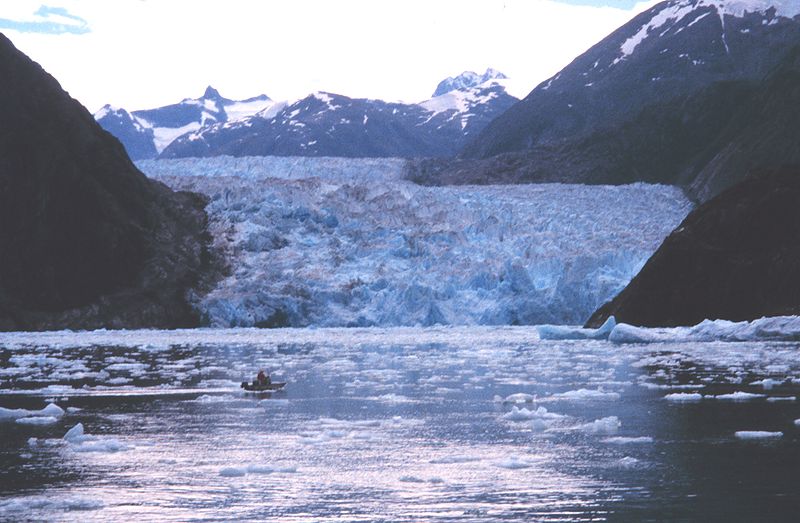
[0,33,221,330]
[586,167,800,327]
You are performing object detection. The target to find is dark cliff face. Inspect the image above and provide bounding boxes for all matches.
[586,167,800,328]
[422,1,800,202]
[462,1,800,161]
[0,33,219,330]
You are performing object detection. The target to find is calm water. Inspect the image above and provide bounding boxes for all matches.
[1,327,799,521]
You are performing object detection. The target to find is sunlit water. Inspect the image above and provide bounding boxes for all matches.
[1,326,799,521]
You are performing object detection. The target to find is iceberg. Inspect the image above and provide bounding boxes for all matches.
[664,393,703,402]
[537,316,616,340]
[139,157,691,327]
[579,416,621,435]
[0,403,65,421]
[609,315,800,344]
[734,431,783,440]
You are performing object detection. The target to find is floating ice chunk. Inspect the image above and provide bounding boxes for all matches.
[0,403,64,421]
[664,393,703,402]
[714,392,766,401]
[375,393,413,403]
[72,439,130,453]
[63,423,88,442]
[609,323,673,343]
[580,416,621,435]
[0,496,103,513]
[530,419,550,432]
[766,396,796,402]
[63,423,130,452]
[498,393,536,404]
[429,455,481,464]
[105,377,132,385]
[16,416,58,425]
[219,467,247,477]
[735,431,783,440]
[750,378,783,390]
[189,394,240,403]
[549,388,620,401]
[614,456,641,468]
[399,475,426,483]
[502,405,563,421]
[496,456,532,469]
[537,316,616,340]
[794,419,800,426]
[602,436,653,444]
[66,407,82,413]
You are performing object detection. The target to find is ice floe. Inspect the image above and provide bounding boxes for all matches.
[496,393,537,404]
[0,496,103,514]
[608,315,800,344]
[602,436,653,444]
[0,403,65,421]
[713,392,766,401]
[548,389,620,401]
[664,393,703,402]
[15,416,59,425]
[495,456,533,469]
[220,464,297,477]
[537,316,616,341]
[62,423,130,453]
[502,406,563,421]
[734,431,783,440]
[579,416,621,435]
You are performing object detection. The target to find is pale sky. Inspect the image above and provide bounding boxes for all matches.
[1,0,658,113]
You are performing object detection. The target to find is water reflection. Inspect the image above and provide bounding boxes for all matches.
[0,327,799,521]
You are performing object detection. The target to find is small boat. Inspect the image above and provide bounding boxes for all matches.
[240,381,286,392]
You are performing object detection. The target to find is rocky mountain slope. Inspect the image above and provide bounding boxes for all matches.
[414,0,800,202]
[587,166,800,327]
[0,33,219,330]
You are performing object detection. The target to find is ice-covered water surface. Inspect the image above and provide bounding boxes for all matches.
[1,327,799,521]
[138,156,692,327]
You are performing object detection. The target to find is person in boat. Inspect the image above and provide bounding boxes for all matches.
[256,369,271,386]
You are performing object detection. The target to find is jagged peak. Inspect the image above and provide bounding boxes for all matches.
[432,68,508,97]
[202,85,222,99]
[94,104,128,120]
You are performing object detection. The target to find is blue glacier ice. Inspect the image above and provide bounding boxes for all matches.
[138,156,692,328]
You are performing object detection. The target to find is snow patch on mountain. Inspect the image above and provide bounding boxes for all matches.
[618,0,799,63]
[139,156,692,328]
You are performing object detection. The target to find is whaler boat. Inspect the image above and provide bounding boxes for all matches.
[241,381,286,392]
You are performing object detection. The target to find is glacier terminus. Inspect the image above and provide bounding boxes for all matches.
[139,156,692,328]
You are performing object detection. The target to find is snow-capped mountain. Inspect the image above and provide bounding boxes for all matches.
[432,67,507,97]
[449,0,800,200]
[95,86,274,159]
[160,73,517,159]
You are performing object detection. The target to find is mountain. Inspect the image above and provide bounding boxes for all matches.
[0,33,219,330]
[422,0,800,201]
[159,74,518,159]
[586,166,800,327]
[94,87,274,159]
[432,68,507,97]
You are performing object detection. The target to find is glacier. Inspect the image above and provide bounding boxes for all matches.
[138,156,692,328]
